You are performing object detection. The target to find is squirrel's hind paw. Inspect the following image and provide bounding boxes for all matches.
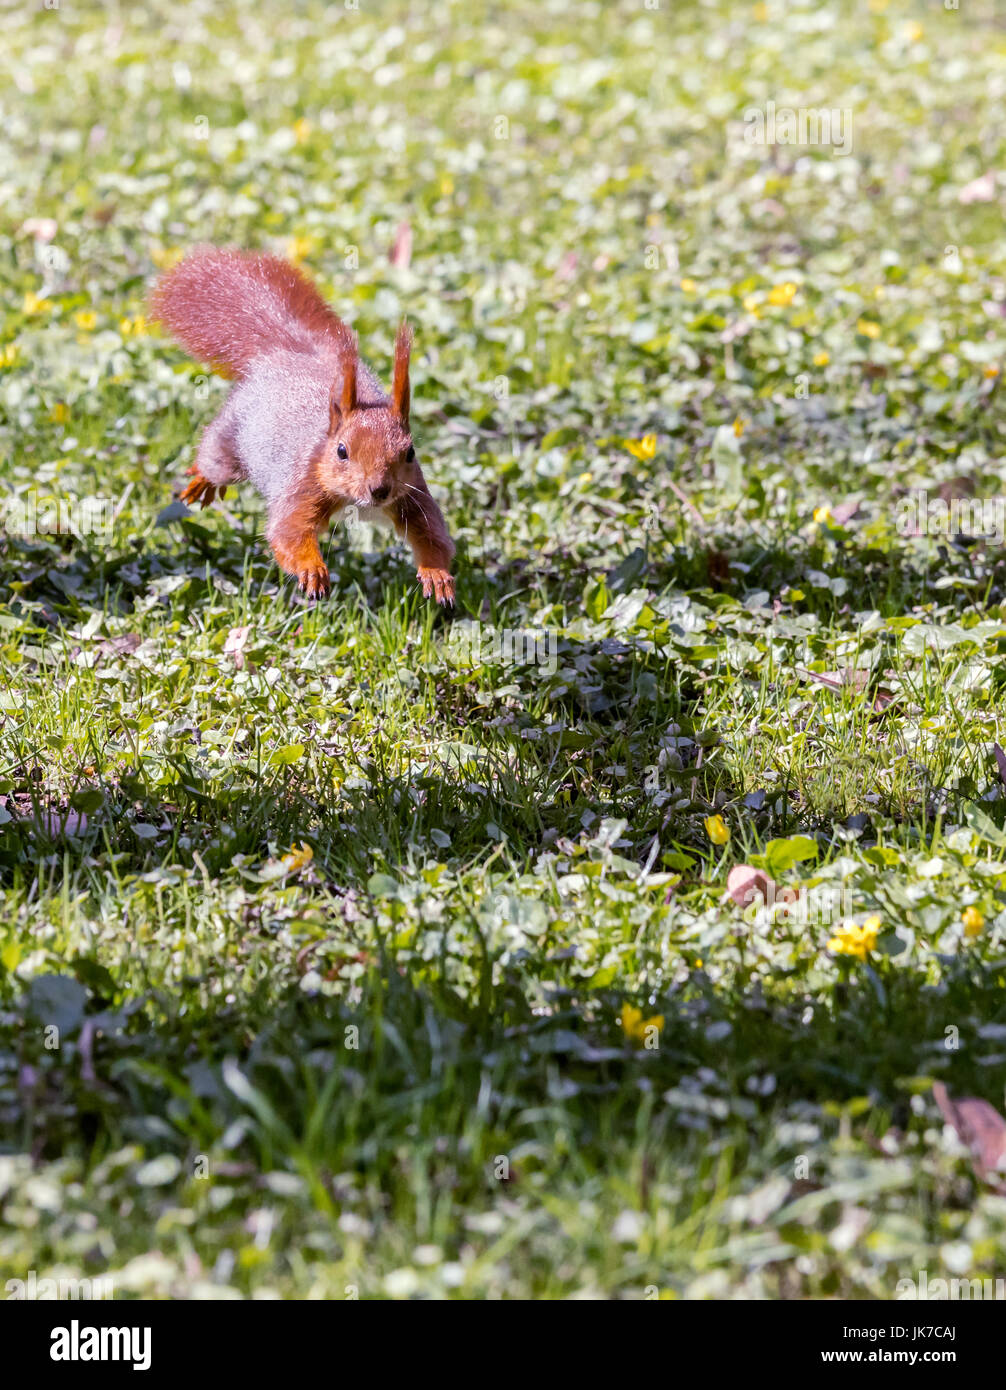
[297,563,331,602]
[417,567,455,607]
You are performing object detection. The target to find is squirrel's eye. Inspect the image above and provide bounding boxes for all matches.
[406,445,416,463]
[336,442,349,460]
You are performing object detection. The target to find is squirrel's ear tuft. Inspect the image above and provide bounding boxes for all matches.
[340,352,358,418]
[392,319,412,428]
[331,351,357,432]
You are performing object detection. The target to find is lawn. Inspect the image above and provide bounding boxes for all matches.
[3,0,1006,1300]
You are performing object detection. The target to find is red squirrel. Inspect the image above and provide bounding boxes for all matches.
[150,247,455,604]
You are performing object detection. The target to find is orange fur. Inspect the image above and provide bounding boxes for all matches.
[392,320,412,428]
[151,246,356,377]
[266,479,337,601]
[334,351,358,424]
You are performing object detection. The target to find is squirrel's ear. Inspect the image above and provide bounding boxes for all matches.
[392,320,412,429]
[340,353,357,418]
[331,354,357,432]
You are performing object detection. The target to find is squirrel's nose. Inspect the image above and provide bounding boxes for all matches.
[370,484,390,503]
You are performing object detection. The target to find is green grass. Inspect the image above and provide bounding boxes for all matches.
[4,0,1006,1298]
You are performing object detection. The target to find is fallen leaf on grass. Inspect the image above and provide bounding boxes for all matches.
[224,625,250,669]
[97,633,141,658]
[800,668,893,712]
[389,221,412,268]
[833,499,860,525]
[726,864,776,909]
[937,475,976,503]
[933,1082,1006,1190]
[959,171,998,204]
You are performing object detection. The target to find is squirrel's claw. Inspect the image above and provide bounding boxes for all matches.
[297,565,331,601]
[180,471,218,509]
[417,567,455,607]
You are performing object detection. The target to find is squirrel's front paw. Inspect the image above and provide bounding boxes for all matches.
[417,567,455,607]
[297,563,330,601]
[180,469,224,509]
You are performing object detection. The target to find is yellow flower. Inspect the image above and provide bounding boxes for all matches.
[813,350,830,367]
[733,417,745,437]
[680,277,698,293]
[768,281,797,307]
[280,842,314,875]
[119,315,147,337]
[73,310,97,331]
[704,814,730,845]
[293,117,312,144]
[151,246,184,270]
[827,917,881,962]
[742,294,760,317]
[0,343,19,368]
[625,434,657,461]
[902,21,923,43]
[50,402,70,424]
[752,2,768,19]
[439,174,454,197]
[620,1003,664,1046]
[23,291,52,316]
[287,234,318,265]
[962,906,984,938]
[813,505,831,523]
[857,318,881,339]
[984,365,1000,379]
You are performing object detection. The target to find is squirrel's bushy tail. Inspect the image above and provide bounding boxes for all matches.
[150,246,355,377]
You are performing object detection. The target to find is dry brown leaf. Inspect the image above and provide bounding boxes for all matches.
[937,475,976,503]
[829,497,861,526]
[803,667,893,712]
[933,1082,1006,1191]
[706,548,730,587]
[726,864,776,909]
[389,221,412,269]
